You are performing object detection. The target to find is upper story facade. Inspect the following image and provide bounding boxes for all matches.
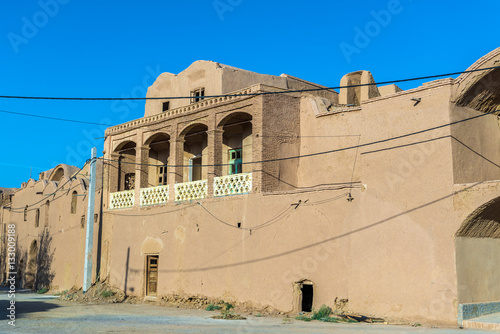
[103,49,500,211]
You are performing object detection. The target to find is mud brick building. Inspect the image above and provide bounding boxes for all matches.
[3,48,500,325]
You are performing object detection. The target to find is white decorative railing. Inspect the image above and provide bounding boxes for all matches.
[109,190,135,209]
[140,185,169,206]
[174,180,207,201]
[214,173,252,197]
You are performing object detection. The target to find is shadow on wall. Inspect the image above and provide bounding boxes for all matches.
[16,229,55,290]
[15,240,26,289]
[35,228,55,290]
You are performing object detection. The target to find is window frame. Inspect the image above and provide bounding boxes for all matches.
[190,88,205,104]
[228,148,243,175]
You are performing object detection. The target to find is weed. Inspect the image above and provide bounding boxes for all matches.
[54,290,67,296]
[254,314,263,317]
[37,287,49,294]
[311,305,333,320]
[223,302,234,310]
[100,289,115,298]
[295,315,312,322]
[213,309,246,320]
[206,304,222,311]
[320,317,341,323]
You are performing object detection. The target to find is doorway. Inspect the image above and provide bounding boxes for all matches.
[294,280,314,312]
[301,283,314,312]
[146,255,159,296]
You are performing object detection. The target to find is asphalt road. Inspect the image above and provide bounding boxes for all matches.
[0,290,496,333]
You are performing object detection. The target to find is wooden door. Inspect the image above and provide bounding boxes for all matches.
[146,255,158,296]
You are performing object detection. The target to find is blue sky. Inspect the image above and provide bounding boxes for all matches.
[0,0,498,188]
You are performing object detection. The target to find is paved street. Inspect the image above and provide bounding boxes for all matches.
[0,290,497,333]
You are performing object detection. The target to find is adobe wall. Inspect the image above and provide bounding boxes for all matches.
[1,162,103,291]
[456,237,500,303]
[104,189,353,313]
[295,80,464,323]
[144,60,337,118]
[101,79,477,324]
[449,105,500,184]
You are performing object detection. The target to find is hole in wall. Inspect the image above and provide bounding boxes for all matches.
[294,279,314,312]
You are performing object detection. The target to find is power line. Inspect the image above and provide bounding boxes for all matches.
[99,109,499,168]
[0,109,113,126]
[197,192,348,232]
[0,65,498,101]
[9,159,90,210]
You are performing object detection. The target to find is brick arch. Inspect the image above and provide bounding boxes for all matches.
[216,111,253,130]
[455,194,500,306]
[453,47,500,113]
[144,132,171,146]
[113,140,136,153]
[179,122,209,138]
[456,196,500,238]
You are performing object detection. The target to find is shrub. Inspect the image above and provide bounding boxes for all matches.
[37,287,49,294]
[311,305,333,320]
[100,289,114,298]
[206,304,222,311]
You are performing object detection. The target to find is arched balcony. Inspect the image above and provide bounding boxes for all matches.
[214,113,253,197]
[109,141,136,209]
[174,124,209,201]
[140,133,171,206]
[108,114,257,209]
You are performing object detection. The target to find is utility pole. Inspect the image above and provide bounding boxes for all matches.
[83,147,97,292]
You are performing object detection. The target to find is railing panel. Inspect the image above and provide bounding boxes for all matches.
[174,180,207,201]
[109,190,135,209]
[214,173,252,197]
[140,185,169,206]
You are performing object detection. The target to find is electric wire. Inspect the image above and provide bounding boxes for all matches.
[0,65,498,101]
[197,192,349,232]
[0,109,113,126]
[9,159,91,210]
[99,109,499,168]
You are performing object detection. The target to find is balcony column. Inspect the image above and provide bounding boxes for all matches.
[207,129,224,198]
[169,137,185,201]
[109,152,121,193]
[134,145,150,206]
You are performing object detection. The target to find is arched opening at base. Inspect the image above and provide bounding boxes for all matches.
[456,196,500,304]
[26,240,37,289]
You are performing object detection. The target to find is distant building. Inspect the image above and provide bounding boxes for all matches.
[0,163,102,290]
[2,48,500,325]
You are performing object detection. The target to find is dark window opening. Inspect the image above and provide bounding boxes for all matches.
[301,284,313,312]
[158,166,168,186]
[24,205,28,221]
[124,173,135,190]
[237,222,241,228]
[35,209,40,228]
[71,191,77,214]
[94,213,99,224]
[81,215,85,228]
[190,88,205,103]
[44,200,50,227]
[162,101,170,112]
[190,157,202,181]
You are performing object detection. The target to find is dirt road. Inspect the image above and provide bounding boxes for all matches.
[0,290,496,333]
